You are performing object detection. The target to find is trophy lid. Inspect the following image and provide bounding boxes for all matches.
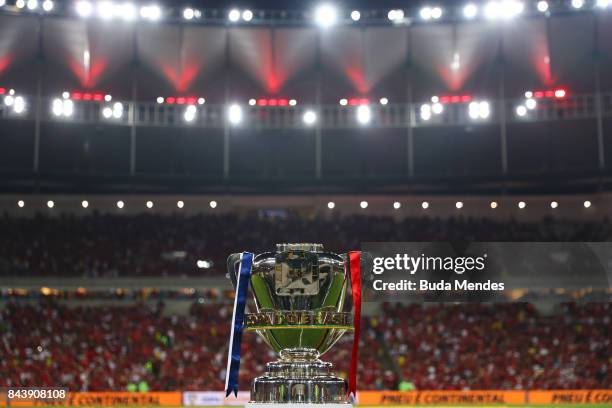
[276,243,324,252]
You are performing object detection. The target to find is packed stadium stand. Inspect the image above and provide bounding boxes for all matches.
[1,301,609,391]
[2,213,612,277]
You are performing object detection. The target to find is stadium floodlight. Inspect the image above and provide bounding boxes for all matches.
[302,110,317,125]
[315,4,337,28]
[184,105,197,122]
[102,107,112,118]
[393,201,401,209]
[42,0,53,11]
[596,0,610,8]
[431,6,443,18]
[183,7,194,19]
[156,97,164,104]
[289,99,297,106]
[360,200,368,209]
[228,104,242,124]
[490,201,498,209]
[571,0,584,10]
[420,104,432,121]
[420,7,432,19]
[198,97,205,105]
[584,200,591,208]
[516,105,527,117]
[468,100,490,120]
[97,1,114,19]
[350,10,360,21]
[116,200,124,209]
[380,97,389,105]
[15,0,25,8]
[140,4,161,21]
[339,98,348,106]
[537,0,549,12]
[242,9,253,21]
[525,98,537,110]
[13,96,26,114]
[421,201,429,209]
[518,201,526,209]
[248,98,256,106]
[17,200,25,208]
[177,200,184,209]
[432,102,443,114]
[356,105,371,125]
[52,98,74,117]
[0,0,5,7]
[4,95,14,107]
[76,0,93,17]
[456,201,464,209]
[47,200,54,208]
[388,9,404,21]
[118,3,136,21]
[26,0,37,10]
[463,3,478,18]
[112,102,123,119]
[327,201,335,209]
[146,200,153,209]
[209,200,217,208]
[550,201,558,209]
[228,8,240,22]
[81,200,89,208]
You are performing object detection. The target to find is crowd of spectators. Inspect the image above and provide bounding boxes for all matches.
[2,213,612,277]
[1,301,609,391]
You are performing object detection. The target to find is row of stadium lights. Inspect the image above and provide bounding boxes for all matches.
[2,0,610,23]
[16,199,594,210]
[4,86,570,125]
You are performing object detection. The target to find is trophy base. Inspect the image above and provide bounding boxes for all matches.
[250,349,349,404]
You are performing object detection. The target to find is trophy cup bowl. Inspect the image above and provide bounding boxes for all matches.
[227,243,354,405]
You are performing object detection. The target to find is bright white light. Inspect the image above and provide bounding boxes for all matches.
[146,200,153,209]
[102,107,112,118]
[388,9,404,21]
[76,0,93,17]
[420,104,432,121]
[97,1,114,19]
[112,102,123,119]
[47,200,54,208]
[0,0,5,6]
[516,105,527,117]
[16,0,25,8]
[315,4,337,28]
[26,0,37,9]
[525,98,537,110]
[360,201,368,209]
[393,201,401,209]
[350,10,360,21]
[463,3,478,18]
[339,98,348,106]
[4,95,14,107]
[228,9,240,22]
[537,0,549,12]
[479,101,490,118]
[431,7,443,18]
[17,200,25,208]
[289,99,297,106]
[469,100,490,120]
[356,105,371,125]
[104,94,112,102]
[183,7,194,20]
[518,201,526,209]
[303,110,317,125]
[81,200,89,208]
[198,97,205,105]
[584,200,591,208]
[116,200,124,209]
[228,104,242,125]
[456,201,464,209]
[184,105,197,122]
[42,0,53,11]
[62,91,69,99]
[117,2,136,20]
[13,96,25,114]
[550,201,558,209]
[209,200,217,209]
[524,91,533,98]
[571,0,584,8]
[555,89,566,98]
[327,201,335,209]
[248,98,256,106]
[177,200,184,208]
[596,0,610,8]
[432,102,444,114]
[486,0,523,18]
[156,97,164,104]
[380,97,389,105]
[421,201,429,209]
[52,99,63,116]
[63,100,74,117]
[197,260,211,269]
[420,7,432,19]
[140,4,161,20]
[242,9,253,21]
[490,201,498,209]
[451,53,461,70]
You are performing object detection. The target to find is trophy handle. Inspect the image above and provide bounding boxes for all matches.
[226,252,242,290]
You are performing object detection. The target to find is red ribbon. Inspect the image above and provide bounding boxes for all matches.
[348,251,362,399]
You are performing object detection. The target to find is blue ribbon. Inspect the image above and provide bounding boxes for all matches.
[225,252,253,397]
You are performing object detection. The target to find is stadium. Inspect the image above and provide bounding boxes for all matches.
[0,0,611,407]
